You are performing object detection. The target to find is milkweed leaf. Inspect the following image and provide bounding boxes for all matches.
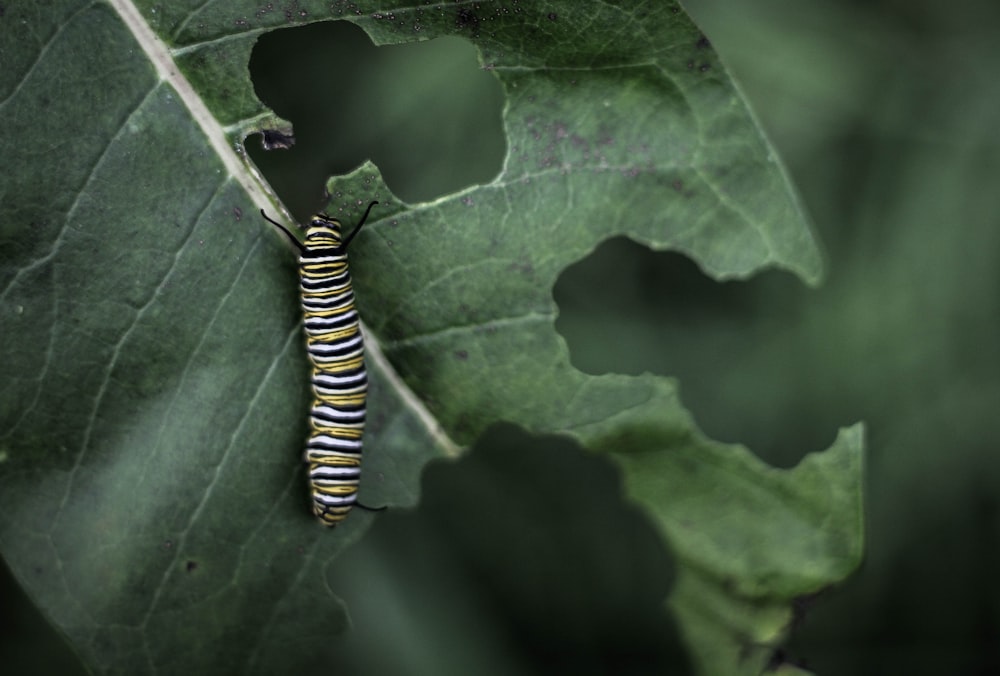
[0,1,862,674]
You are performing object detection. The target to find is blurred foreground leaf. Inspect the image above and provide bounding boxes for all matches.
[0,1,862,674]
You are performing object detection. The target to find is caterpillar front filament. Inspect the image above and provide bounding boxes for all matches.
[262,202,378,526]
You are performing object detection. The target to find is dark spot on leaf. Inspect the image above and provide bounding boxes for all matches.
[185,560,198,572]
[766,649,788,670]
[790,589,826,631]
[455,7,480,35]
[547,12,557,21]
[509,260,534,276]
[454,350,468,360]
[260,129,295,150]
[698,63,711,73]
[163,540,173,550]
[233,206,243,221]
[696,35,711,49]
[685,60,695,70]
[671,179,684,192]
[767,648,809,671]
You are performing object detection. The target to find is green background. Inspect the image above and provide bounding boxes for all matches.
[2,0,997,673]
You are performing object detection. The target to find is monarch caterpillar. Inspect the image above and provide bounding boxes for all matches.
[261,201,380,526]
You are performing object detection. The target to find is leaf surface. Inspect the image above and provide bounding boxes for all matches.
[0,1,862,674]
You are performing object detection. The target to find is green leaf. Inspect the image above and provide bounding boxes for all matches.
[0,1,863,674]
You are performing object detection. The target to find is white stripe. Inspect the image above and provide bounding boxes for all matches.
[310,352,365,366]
[310,335,364,353]
[307,435,363,450]
[311,405,366,421]
[302,287,353,302]
[311,466,361,479]
[304,311,357,327]
[313,372,366,387]
[313,493,358,507]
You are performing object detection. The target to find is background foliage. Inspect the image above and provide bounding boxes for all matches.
[2,0,996,674]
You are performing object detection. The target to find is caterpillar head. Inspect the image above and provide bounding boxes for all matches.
[305,215,345,251]
[261,201,378,257]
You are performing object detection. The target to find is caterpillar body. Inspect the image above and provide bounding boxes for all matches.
[262,202,378,526]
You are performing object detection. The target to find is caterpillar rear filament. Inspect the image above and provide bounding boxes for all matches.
[262,201,379,526]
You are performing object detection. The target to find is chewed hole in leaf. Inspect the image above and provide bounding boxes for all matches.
[248,20,505,218]
[554,236,852,468]
[329,422,691,673]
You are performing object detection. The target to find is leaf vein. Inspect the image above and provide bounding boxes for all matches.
[382,310,551,351]
[0,2,98,110]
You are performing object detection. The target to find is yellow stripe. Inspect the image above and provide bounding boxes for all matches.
[316,509,351,523]
[303,263,348,275]
[309,454,361,466]
[307,305,356,317]
[312,355,365,372]
[306,325,359,341]
[315,486,359,498]
[310,423,364,438]
[302,288,352,299]
[315,392,366,407]
[306,235,341,246]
